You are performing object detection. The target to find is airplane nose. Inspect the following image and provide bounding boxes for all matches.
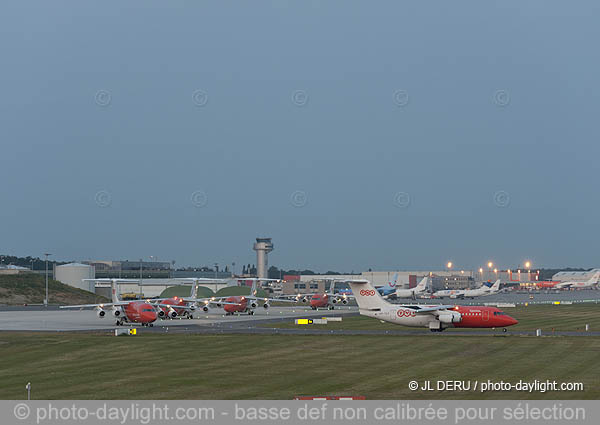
[507,316,518,326]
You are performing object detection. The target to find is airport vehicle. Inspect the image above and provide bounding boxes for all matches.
[554,272,600,289]
[375,273,399,297]
[393,276,429,299]
[346,279,518,332]
[289,280,353,310]
[59,279,158,326]
[433,279,501,299]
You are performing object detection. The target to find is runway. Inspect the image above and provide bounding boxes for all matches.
[0,305,358,331]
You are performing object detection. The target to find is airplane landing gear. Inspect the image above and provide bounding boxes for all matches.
[328,305,335,310]
[188,314,194,320]
[149,323,153,327]
[116,320,122,326]
[503,328,508,333]
[311,306,317,310]
[248,310,255,315]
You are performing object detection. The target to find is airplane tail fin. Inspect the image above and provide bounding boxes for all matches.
[345,280,389,310]
[329,280,336,294]
[111,280,120,303]
[388,273,399,289]
[415,276,428,292]
[190,279,199,298]
[589,272,600,284]
[250,279,258,297]
[490,279,501,292]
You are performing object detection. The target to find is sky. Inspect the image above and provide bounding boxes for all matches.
[1,1,599,271]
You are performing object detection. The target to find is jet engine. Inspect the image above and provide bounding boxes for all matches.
[341,298,348,305]
[111,307,121,317]
[263,302,270,309]
[331,298,338,304]
[96,309,106,318]
[249,301,258,309]
[157,310,166,319]
[300,297,308,303]
[437,312,462,324]
[168,310,177,319]
[201,305,210,312]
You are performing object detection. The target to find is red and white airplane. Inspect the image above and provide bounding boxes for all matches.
[59,279,159,326]
[218,279,295,315]
[554,272,600,290]
[346,279,518,332]
[144,278,240,319]
[289,280,353,310]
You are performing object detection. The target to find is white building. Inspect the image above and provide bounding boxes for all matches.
[55,263,95,292]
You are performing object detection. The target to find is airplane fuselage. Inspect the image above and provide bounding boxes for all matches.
[360,304,517,331]
[120,301,158,324]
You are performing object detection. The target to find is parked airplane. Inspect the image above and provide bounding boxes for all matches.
[217,279,295,315]
[393,276,429,299]
[59,279,158,326]
[149,278,240,319]
[554,272,600,289]
[287,280,353,310]
[346,279,517,332]
[433,279,501,299]
[375,273,399,297]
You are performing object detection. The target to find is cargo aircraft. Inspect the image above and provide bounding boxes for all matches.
[554,272,600,289]
[433,279,501,299]
[287,280,353,310]
[346,279,518,332]
[59,279,159,326]
[202,278,296,315]
[393,276,430,299]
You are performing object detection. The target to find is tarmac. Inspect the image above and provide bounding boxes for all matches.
[1,291,599,336]
[0,305,358,332]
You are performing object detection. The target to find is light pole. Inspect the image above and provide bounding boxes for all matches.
[26,382,31,400]
[44,253,52,307]
[139,259,143,298]
[214,263,219,293]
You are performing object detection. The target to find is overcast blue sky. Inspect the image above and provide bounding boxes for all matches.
[1,1,599,271]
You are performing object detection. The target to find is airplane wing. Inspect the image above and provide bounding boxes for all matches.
[59,302,130,309]
[400,305,455,314]
[182,298,242,306]
[244,296,299,303]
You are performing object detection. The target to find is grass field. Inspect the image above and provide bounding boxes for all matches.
[0,330,599,400]
[0,274,108,306]
[262,304,600,332]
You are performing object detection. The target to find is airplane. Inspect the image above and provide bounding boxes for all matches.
[554,272,600,289]
[146,278,241,319]
[433,279,501,299]
[375,273,399,297]
[215,278,296,315]
[345,279,518,332]
[59,279,159,326]
[289,280,354,310]
[393,276,429,299]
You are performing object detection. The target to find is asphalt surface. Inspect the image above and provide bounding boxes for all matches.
[0,306,358,331]
[1,291,599,336]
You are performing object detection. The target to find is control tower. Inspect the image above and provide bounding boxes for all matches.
[253,237,274,279]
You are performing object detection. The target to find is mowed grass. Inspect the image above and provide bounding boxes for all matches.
[263,304,600,332]
[0,332,598,400]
